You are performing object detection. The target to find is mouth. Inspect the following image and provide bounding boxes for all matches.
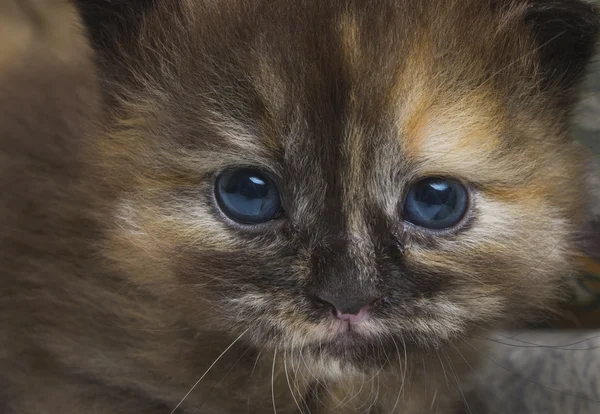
[309,335,401,370]
[305,317,404,368]
[267,305,450,369]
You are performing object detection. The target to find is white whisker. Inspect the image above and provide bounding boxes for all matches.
[442,349,471,414]
[169,328,249,414]
[284,348,304,413]
[272,349,278,414]
[389,336,406,413]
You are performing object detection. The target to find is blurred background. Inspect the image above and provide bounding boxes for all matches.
[576,0,600,158]
[576,55,600,158]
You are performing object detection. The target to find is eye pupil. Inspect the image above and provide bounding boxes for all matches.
[215,168,282,224]
[403,178,468,229]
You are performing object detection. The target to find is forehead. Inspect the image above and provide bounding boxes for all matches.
[183,5,534,158]
[142,0,557,227]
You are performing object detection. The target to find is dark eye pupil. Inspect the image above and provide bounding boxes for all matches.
[215,168,282,224]
[413,182,453,219]
[403,178,468,229]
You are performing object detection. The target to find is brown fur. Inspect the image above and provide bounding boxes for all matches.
[1,0,599,413]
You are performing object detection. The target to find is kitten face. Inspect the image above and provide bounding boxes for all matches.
[96,0,598,375]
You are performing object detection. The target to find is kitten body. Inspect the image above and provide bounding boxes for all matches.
[1,0,599,413]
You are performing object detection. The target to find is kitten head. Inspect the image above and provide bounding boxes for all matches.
[81,0,599,373]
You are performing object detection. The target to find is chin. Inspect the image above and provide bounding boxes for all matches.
[290,320,418,375]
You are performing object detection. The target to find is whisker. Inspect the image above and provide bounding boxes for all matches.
[272,349,278,414]
[169,328,249,414]
[389,336,406,413]
[435,349,450,389]
[106,323,192,332]
[250,349,263,377]
[216,346,252,385]
[430,389,438,411]
[283,348,304,414]
[361,369,381,414]
[290,345,311,412]
[400,335,409,392]
[193,345,253,412]
[422,354,433,403]
[472,333,600,352]
[442,349,471,414]
[473,330,600,351]
[344,369,367,408]
[450,343,510,412]
[296,336,334,405]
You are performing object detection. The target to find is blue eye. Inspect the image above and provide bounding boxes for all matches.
[403,178,468,229]
[215,168,283,224]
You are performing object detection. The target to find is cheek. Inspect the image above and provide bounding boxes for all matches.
[104,197,238,287]
[471,195,574,284]
[105,197,311,332]
[406,195,574,310]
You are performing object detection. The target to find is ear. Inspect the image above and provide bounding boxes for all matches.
[524,0,600,98]
[73,0,157,52]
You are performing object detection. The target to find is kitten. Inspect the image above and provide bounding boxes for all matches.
[1,0,599,413]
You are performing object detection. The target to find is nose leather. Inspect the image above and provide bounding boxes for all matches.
[315,293,376,315]
[335,306,369,323]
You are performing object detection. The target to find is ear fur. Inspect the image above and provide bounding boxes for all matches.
[523,0,600,99]
[73,0,157,52]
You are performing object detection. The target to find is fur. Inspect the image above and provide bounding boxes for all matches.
[1,0,599,412]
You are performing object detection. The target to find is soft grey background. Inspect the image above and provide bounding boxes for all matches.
[576,0,600,157]
[576,58,600,158]
[477,331,600,414]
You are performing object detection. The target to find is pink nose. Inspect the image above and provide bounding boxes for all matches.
[335,306,369,323]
